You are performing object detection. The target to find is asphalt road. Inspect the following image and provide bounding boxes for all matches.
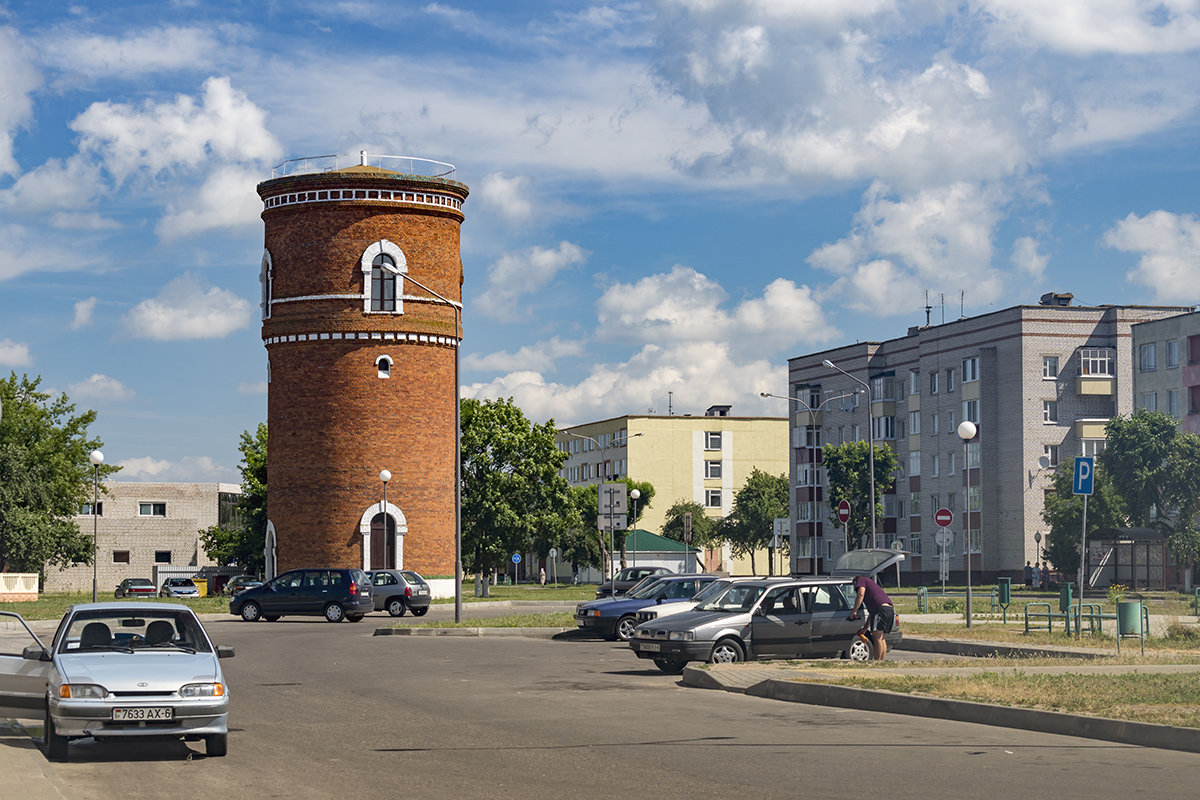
[31,609,1200,799]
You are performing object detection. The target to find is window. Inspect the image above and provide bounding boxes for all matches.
[80,502,103,516]
[946,493,955,512]
[946,410,955,432]
[871,416,895,440]
[967,485,982,512]
[1042,356,1058,380]
[1168,389,1180,417]
[1042,400,1057,424]
[704,460,722,479]
[910,493,922,515]
[362,239,407,314]
[1081,439,1107,458]
[795,426,822,448]
[963,399,979,424]
[113,550,130,564]
[1078,348,1114,376]
[908,411,920,435]
[376,355,392,379]
[1139,343,1157,372]
[909,450,921,476]
[871,376,896,401]
[930,372,939,394]
[260,250,273,321]
[704,431,722,450]
[704,489,722,508]
[965,527,982,553]
[852,424,861,442]
[930,454,940,477]
[967,441,981,468]
[909,370,920,395]
[155,550,171,564]
[962,357,979,383]
[908,534,922,555]
[1141,392,1158,412]
[139,502,166,517]
[1043,444,1059,468]
[948,451,956,474]
[929,494,939,515]
[883,495,896,517]
[1167,340,1180,369]
[798,464,823,486]
[371,254,399,311]
[946,368,956,393]
[930,413,939,435]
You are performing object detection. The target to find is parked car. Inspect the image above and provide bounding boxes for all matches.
[629,549,905,673]
[114,578,157,598]
[575,575,721,641]
[159,578,200,598]
[228,568,374,623]
[634,577,741,626]
[223,575,263,596]
[595,565,672,599]
[368,569,431,617]
[0,602,235,760]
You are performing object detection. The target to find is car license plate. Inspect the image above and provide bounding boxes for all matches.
[113,707,173,721]
[641,642,661,652]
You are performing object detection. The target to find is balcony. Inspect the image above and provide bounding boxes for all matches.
[1075,375,1115,396]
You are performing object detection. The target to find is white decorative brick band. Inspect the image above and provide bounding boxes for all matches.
[270,293,463,310]
[262,188,463,211]
[264,331,459,347]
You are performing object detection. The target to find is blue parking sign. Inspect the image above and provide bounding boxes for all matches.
[1073,457,1094,496]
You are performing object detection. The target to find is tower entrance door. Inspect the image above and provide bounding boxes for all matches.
[370,513,396,569]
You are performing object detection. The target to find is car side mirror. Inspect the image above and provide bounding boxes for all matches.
[22,644,50,661]
[753,607,766,617]
[217,645,235,659]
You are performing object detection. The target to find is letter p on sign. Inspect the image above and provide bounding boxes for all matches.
[1073,456,1094,496]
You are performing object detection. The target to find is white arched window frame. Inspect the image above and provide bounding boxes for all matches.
[361,240,407,314]
[376,354,393,379]
[260,250,274,320]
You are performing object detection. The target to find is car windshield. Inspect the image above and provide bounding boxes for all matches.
[689,579,730,606]
[627,578,668,599]
[59,608,212,654]
[167,579,192,586]
[695,583,766,613]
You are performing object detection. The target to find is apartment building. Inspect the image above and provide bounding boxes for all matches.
[556,405,788,575]
[49,482,240,593]
[786,294,1191,583]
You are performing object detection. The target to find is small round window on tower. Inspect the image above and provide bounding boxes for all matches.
[376,355,392,379]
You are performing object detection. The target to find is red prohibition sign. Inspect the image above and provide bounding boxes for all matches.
[836,500,851,524]
[934,507,954,528]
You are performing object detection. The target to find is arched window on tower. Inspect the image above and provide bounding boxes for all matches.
[371,254,398,311]
[376,355,392,379]
[260,250,273,320]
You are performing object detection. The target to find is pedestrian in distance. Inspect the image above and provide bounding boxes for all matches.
[539,567,546,586]
[1024,561,1033,589]
[1041,562,1050,589]
[848,575,896,661]
[1032,562,1042,589]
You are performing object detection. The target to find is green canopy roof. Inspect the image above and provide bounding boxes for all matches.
[622,528,700,553]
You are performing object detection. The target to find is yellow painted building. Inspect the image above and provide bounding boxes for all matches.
[557,405,789,575]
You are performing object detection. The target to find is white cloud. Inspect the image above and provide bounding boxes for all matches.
[118,455,234,482]
[122,272,254,340]
[1,156,106,214]
[475,241,588,321]
[0,224,103,282]
[36,25,227,77]
[156,165,266,239]
[71,76,283,185]
[462,337,586,373]
[1103,210,1200,303]
[68,374,135,403]
[71,297,98,330]
[237,381,267,395]
[0,26,41,177]
[477,172,536,224]
[0,339,32,367]
[978,0,1200,56]
[1011,236,1049,280]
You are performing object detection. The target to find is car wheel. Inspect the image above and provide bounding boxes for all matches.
[387,598,407,617]
[346,614,364,622]
[205,733,228,757]
[709,638,745,664]
[411,607,429,617]
[615,615,638,642]
[239,602,262,622]
[845,634,872,662]
[264,615,281,622]
[44,707,69,761]
[324,603,345,623]
[653,657,686,674]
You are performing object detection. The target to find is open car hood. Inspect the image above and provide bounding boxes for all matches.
[830,548,905,578]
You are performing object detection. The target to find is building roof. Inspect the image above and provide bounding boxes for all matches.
[625,528,700,553]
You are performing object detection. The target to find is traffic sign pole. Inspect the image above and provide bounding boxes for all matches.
[1073,457,1095,636]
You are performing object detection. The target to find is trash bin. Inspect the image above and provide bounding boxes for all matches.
[1117,600,1142,635]
[1058,583,1073,614]
[997,577,1011,605]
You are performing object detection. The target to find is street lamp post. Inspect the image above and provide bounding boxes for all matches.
[379,469,391,568]
[89,449,104,602]
[630,488,641,566]
[821,359,876,548]
[380,265,463,623]
[957,420,978,628]
[761,390,857,574]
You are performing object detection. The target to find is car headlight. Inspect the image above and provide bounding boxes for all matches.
[59,684,107,699]
[180,683,226,698]
[668,631,694,641]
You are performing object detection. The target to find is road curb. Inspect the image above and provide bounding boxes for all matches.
[900,635,1113,659]
[374,626,576,638]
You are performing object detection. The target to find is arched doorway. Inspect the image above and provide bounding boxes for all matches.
[370,512,396,569]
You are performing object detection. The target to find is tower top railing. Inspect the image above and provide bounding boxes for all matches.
[271,151,456,180]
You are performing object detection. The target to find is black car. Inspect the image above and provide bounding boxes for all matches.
[229,568,374,623]
[368,569,431,617]
[595,566,672,599]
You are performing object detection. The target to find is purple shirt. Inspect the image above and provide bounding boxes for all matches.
[853,575,892,612]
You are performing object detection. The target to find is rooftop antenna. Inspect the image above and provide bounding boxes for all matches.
[960,290,965,320]
[924,290,932,328]
[940,293,946,325]
[668,391,674,416]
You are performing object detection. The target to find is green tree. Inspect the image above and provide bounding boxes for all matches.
[567,478,656,570]
[717,469,788,575]
[660,499,720,562]
[1041,462,1127,576]
[0,373,117,576]
[199,423,267,574]
[460,398,574,578]
[823,440,898,549]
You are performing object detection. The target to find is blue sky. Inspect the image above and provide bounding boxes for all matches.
[2,0,1199,483]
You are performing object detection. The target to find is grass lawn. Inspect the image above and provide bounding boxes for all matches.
[0,593,233,620]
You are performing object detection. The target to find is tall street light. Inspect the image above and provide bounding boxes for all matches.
[821,359,876,548]
[629,488,641,566]
[379,469,391,567]
[761,390,858,574]
[89,449,104,602]
[957,420,978,628]
[379,263,463,623]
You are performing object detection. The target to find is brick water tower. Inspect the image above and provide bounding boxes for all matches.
[256,152,467,580]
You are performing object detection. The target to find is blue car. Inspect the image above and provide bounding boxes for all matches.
[575,575,720,641]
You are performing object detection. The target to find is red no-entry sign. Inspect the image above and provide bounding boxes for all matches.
[836,500,851,524]
[934,507,953,528]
